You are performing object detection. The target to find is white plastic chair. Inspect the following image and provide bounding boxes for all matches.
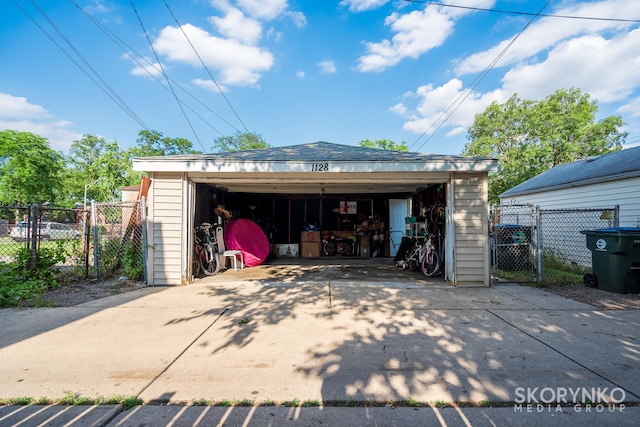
[215,226,244,271]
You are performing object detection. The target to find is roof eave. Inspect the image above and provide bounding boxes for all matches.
[132,158,499,173]
[500,170,640,198]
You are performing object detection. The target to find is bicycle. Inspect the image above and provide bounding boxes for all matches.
[406,233,440,277]
[193,222,221,276]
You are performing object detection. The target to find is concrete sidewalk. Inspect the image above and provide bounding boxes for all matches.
[1,261,639,425]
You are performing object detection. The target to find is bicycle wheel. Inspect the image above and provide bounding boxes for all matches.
[408,249,419,271]
[421,249,440,277]
[192,247,202,277]
[200,249,221,275]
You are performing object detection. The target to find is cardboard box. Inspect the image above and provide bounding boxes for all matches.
[300,241,322,258]
[301,231,321,242]
[277,244,299,257]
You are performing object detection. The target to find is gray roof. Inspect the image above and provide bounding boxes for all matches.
[501,146,640,198]
[135,141,493,163]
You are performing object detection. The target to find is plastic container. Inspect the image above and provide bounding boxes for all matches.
[581,228,640,293]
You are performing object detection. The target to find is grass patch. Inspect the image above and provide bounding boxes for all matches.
[282,398,300,407]
[0,393,141,409]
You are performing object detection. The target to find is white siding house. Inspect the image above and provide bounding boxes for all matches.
[500,146,640,268]
[500,146,640,227]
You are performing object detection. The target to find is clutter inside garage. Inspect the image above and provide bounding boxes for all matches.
[193,182,447,268]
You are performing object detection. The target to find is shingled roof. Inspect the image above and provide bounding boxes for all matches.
[501,145,640,198]
[136,141,491,163]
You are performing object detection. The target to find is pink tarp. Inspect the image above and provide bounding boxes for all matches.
[224,219,269,267]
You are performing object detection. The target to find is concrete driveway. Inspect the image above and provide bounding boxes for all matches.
[1,258,638,411]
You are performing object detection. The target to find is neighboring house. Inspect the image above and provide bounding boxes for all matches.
[500,146,640,267]
[132,141,498,287]
[500,145,640,227]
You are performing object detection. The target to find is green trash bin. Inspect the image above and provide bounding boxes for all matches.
[580,228,640,293]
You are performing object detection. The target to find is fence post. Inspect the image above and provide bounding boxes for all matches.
[141,197,148,285]
[535,205,543,283]
[91,200,100,278]
[614,205,620,228]
[29,204,39,270]
[83,209,91,278]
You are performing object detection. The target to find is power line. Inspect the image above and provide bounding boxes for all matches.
[13,0,150,131]
[70,0,240,137]
[129,0,206,152]
[402,0,640,23]
[162,0,250,134]
[412,1,553,152]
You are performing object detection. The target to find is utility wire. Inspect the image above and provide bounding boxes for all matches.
[403,0,640,23]
[13,0,150,131]
[129,0,206,152]
[411,1,552,152]
[70,0,239,137]
[162,0,250,134]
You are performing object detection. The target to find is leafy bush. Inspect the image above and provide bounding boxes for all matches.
[0,244,67,307]
[100,238,122,277]
[123,241,144,281]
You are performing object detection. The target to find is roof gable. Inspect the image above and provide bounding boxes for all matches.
[501,146,640,197]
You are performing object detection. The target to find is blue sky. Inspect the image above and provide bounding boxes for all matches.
[1,0,639,155]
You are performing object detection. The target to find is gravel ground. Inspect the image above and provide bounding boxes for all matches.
[540,282,640,310]
[21,277,146,307]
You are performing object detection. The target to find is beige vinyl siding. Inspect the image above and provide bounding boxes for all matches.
[503,177,640,227]
[453,173,489,286]
[148,173,184,285]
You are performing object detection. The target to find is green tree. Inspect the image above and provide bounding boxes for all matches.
[358,139,409,151]
[463,88,626,202]
[63,135,139,205]
[211,131,270,152]
[128,130,200,157]
[0,130,65,205]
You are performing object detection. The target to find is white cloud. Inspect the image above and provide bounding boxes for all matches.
[0,93,81,151]
[193,78,228,93]
[296,70,305,79]
[153,24,274,87]
[0,93,49,119]
[455,0,638,76]
[357,1,494,72]
[391,0,640,145]
[285,11,307,28]
[617,96,640,118]
[357,6,453,72]
[392,80,506,138]
[339,0,389,13]
[318,60,337,74]
[125,55,163,78]
[235,0,289,20]
[388,102,407,115]
[500,30,640,104]
[209,7,262,44]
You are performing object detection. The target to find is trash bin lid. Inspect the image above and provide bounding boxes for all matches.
[580,227,640,235]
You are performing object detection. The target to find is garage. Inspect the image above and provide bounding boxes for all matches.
[132,142,497,287]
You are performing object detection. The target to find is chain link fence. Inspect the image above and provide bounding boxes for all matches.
[90,200,146,281]
[0,200,147,285]
[490,204,619,285]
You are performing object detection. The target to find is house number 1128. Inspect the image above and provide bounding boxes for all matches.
[311,163,329,172]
